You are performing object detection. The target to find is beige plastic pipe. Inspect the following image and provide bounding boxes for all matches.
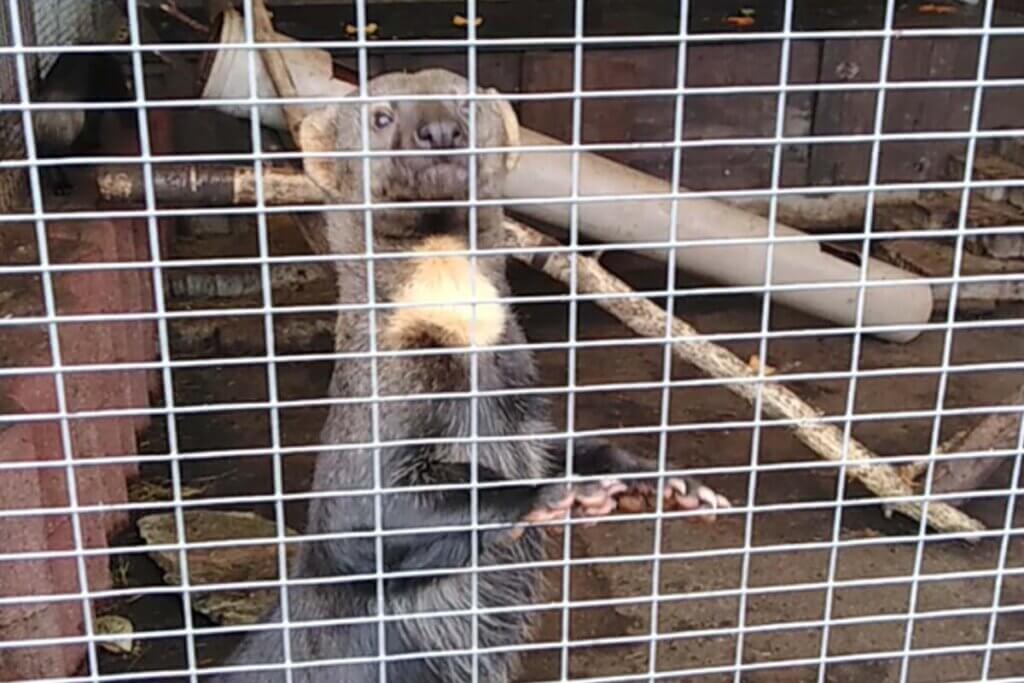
[199,9,353,130]
[200,9,933,343]
[507,129,933,343]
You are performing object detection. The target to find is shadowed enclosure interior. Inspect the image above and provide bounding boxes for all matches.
[1,0,1024,681]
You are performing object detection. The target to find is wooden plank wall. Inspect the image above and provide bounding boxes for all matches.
[220,0,1024,191]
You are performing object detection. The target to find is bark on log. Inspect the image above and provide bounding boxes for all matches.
[725,191,920,231]
[92,165,928,240]
[97,164,322,207]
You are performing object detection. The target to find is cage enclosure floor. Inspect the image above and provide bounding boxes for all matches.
[89,247,1024,682]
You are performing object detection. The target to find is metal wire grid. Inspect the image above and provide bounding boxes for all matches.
[0,0,1021,681]
[30,0,100,75]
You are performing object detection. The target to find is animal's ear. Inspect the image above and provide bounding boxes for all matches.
[298,103,362,201]
[483,87,521,172]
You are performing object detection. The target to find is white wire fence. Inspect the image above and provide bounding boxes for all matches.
[1,1,1023,682]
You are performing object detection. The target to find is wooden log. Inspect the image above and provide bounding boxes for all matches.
[97,164,323,207]
[901,384,1024,508]
[946,154,1024,260]
[252,0,307,144]
[875,238,1024,308]
[725,191,921,231]
[888,191,1024,263]
[948,154,1024,211]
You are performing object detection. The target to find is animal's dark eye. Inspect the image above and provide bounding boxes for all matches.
[373,109,394,129]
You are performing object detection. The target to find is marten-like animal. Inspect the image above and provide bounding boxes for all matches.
[208,69,729,683]
[31,51,133,195]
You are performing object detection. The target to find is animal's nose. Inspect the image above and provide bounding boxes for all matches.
[415,119,462,149]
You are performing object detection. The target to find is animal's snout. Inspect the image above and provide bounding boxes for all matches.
[414,119,463,149]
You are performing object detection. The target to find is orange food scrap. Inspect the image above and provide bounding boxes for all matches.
[724,15,755,28]
[918,3,958,14]
[747,355,776,376]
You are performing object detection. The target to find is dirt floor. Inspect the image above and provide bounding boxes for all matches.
[89,225,1024,682]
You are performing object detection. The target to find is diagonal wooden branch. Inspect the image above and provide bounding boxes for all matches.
[251,0,306,145]
[160,1,209,34]
[501,218,986,538]
[249,0,333,255]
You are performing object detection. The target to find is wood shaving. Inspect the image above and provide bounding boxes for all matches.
[453,14,484,28]
[724,16,755,28]
[343,22,378,36]
[747,354,776,376]
[918,3,958,14]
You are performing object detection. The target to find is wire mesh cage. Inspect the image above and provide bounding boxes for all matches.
[0,1,1023,682]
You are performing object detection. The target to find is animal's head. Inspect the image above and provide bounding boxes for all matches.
[303,69,519,204]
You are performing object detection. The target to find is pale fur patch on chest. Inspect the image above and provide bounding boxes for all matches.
[384,235,506,348]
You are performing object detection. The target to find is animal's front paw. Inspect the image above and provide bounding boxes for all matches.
[616,476,731,523]
[521,484,574,525]
[663,476,731,522]
[570,479,628,521]
[505,484,574,541]
[519,480,629,539]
